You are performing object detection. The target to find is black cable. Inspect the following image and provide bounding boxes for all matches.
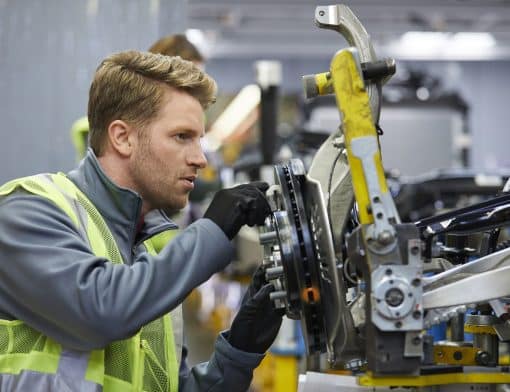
[376,123,384,135]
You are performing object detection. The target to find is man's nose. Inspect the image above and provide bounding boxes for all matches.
[188,144,208,169]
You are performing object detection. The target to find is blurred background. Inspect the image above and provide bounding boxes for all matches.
[1,0,509,182]
[1,1,510,390]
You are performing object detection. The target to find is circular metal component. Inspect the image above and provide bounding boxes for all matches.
[260,159,327,353]
[259,231,278,245]
[265,266,284,280]
[385,288,404,307]
[302,74,319,99]
[373,275,416,320]
[377,230,394,245]
[475,351,491,366]
[269,291,287,301]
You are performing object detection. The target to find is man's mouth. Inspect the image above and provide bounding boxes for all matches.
[183,175,196,182]
[181,175,197,188]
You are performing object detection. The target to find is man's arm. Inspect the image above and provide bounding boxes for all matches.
[0,192,234,350]
[179,333,264,392]
[178,266,283,391]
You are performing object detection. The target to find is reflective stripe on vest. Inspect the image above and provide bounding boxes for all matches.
[0,173,181,392]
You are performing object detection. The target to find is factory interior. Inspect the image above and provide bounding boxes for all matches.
[1,1,510,391]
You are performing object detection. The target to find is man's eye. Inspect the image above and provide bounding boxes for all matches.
[175,133,190,141]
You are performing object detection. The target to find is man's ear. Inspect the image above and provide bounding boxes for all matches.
[107,120,135,157]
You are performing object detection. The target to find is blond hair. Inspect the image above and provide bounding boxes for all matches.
[88,50,216,155]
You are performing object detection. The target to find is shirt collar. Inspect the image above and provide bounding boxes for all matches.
[67,148,177,246]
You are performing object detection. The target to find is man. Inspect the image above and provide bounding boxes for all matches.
[0,51,282,391]
[71,34,204,160]
[71,34,218,228]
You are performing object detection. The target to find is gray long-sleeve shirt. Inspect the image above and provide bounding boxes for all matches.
[0,149,263,391]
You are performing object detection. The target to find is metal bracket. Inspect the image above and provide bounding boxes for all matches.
[314,4,382,124]
[423,248,510,309]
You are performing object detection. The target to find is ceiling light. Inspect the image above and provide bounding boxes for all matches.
[451,32,496,49]
[392,31,497,60]
[400,32,449,53]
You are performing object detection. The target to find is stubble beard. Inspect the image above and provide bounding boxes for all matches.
[132,152,189,213]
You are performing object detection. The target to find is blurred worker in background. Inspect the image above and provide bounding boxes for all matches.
[0,51,282,391]
[148,34,205,65]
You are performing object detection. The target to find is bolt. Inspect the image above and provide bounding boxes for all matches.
[476,351,490,366]
[385,268,392,276]
[385,288,404,307]
[453,351,463,361]
[412,278,421,287]
[318,10,325,16]
[410,246,420,255]
[259,231,278,245]
[412,310,422,320]
[265,266,284,280]
[412,336,422,346]
[332,137,344,148]
[377,230,394,245]
[269,290,287,301]
[395,321,402,329]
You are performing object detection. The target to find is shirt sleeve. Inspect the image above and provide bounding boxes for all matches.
[179,332,264,392]
[0,191,234,350]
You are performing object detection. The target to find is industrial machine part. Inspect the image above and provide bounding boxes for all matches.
[392,169,510,221]
[255,60,281,166]
[258,3,510,390]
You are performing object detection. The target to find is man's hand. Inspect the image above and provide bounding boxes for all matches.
[228,265,284,353]
[204,182,271,240]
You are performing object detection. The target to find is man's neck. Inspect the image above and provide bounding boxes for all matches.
[97,151,152,217]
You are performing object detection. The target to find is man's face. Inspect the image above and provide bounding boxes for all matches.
[129,86,207,213]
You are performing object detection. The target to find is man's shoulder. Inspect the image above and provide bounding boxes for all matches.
[0,187,64,211]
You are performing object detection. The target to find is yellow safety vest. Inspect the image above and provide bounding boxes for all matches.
[0,172,181,391]
[70,116,90,162]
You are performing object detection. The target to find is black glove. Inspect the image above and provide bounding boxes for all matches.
[204,182,271,240]
[228,265,284,353]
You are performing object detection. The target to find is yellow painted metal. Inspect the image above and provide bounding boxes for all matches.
[252,354,272,392]
[329,49,388,224]
[315,72,332,96]
[464,324,497,335]
[433,344,477,365]
[252,352,298,392]
[273,355,298,392]
[358,371,510,387]
[500,355,510,365]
